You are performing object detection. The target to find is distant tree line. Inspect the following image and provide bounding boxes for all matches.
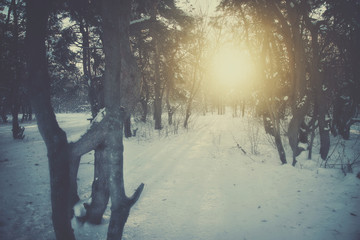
[1,0,194,239]
[218,0,360,165]
[0,0,359,239]
[0,0,200,138]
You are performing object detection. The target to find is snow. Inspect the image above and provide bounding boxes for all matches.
[93,108,106,123]
[0,112,359,240]
[130,16,150,25]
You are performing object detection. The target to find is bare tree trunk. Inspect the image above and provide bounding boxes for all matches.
[263,106,287,164]
[25,1,75,238]
[317,91,330,160]
[183,101,192,128]
[274,130,287,164]
[87,75,109,223]
[151,1,162,130]
[124,116,132,138]
[140,98,148,122]
[241,99,245,117]
[288,107,308,166]
[165,83,174,125]
[10,0,24,139]
[140,76,149,122]
[153,42,162,129]
[101,0,144,239]
[86,144,110,224]
[309,23,330,160]
[308,126,316,160]
[79,17,92,82]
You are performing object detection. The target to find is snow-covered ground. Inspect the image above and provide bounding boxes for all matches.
[0,112,359,240]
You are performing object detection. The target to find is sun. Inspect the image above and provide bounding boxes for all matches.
[210,46,256,89]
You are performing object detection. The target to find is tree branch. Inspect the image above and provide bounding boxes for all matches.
[128,183,145,207]
[69,118,107,158]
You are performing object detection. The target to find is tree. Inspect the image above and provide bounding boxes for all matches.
[130,0,192,129]
[219,0,337,165]
[25,0,144,239]
[182,15,208,128]
[25,1,75,238]
[46,9,86,113]
[220,0,288,164]
[101,0,145,237]
[0,0,26,138]
[324,0,360,140]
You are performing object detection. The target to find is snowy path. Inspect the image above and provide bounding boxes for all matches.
[0,113,359,240]
[120,115,359,240]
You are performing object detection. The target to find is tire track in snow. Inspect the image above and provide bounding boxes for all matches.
[124,115,245,239]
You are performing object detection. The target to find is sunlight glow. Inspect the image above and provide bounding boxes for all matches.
[211,46,256,89]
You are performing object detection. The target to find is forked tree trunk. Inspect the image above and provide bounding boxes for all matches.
[86,75,109,224]
[25,0,75,239]
[309,24,330,160]
[101,0,144,239]
[86,71,109,222]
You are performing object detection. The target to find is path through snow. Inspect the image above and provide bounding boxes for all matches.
[0,113,359,240]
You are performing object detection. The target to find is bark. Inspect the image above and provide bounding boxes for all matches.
[241,100,245,117]
[69,118,107,215]
[165,83,174,125]
[69,154,81,207]
[25,0,75,239]
[89,76,104,119]
[0,109,7,123]
[153,48,162,129]
[124,116,132,138]
[184,59,203,128]
[150,1,162,130]
[264,104,287,164]
[85,144,110,224]
[288,105,309,166]
[287,8,309,166]
[140,76,149,122]
[274,130,287,164]
[183,101,192,128]
[306,16,331,160]
[10,0,24,139]
[317,93,330,160]
[168,108,174,125]
[308,126,316,160]
[79,17,92,82]
[86,75,109,223]
[101,0,143,239]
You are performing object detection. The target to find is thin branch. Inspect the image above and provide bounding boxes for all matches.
[128,183,145,207]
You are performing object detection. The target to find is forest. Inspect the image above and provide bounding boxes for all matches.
[0,0,359,240]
